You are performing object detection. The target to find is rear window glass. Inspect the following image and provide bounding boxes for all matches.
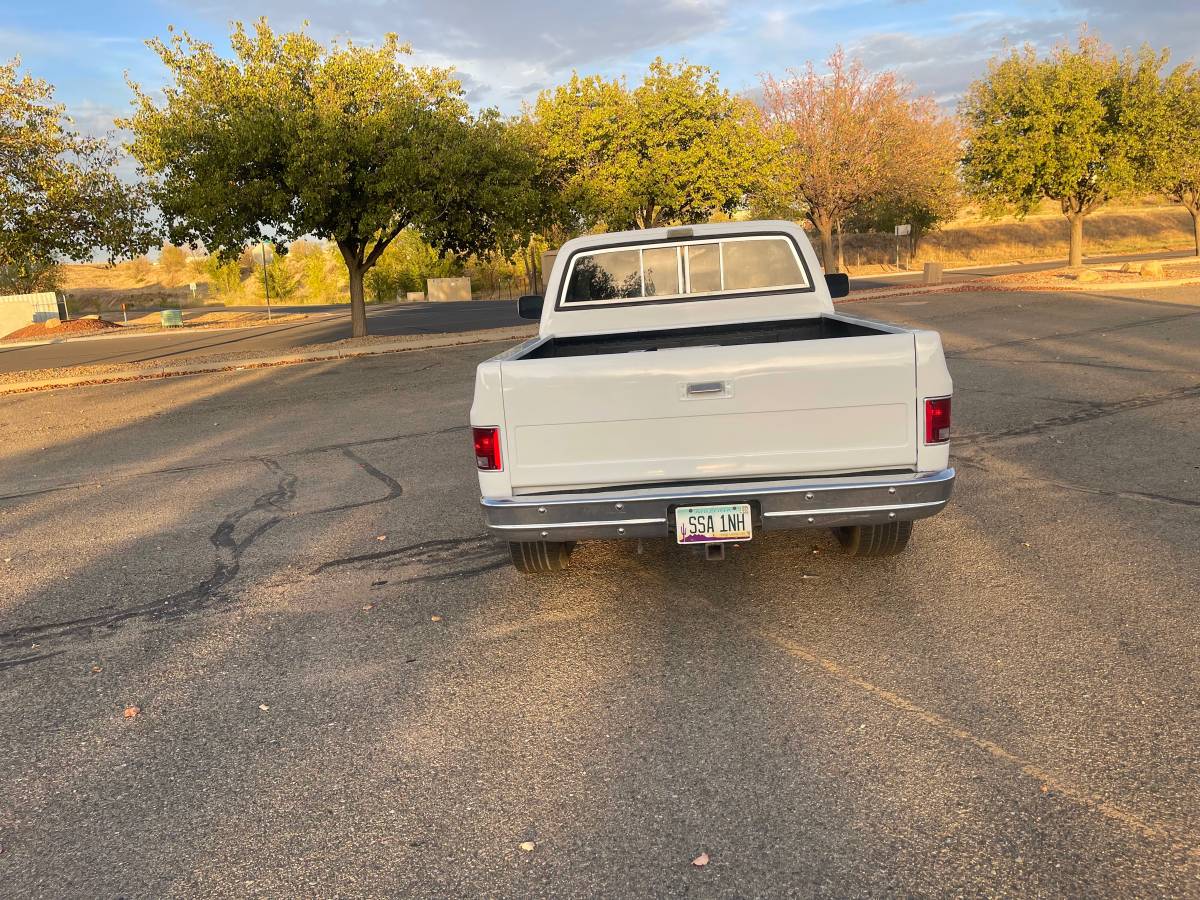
[685,244,722,294]
[561,236,806,306]
[642,247,680,296]
[722,239,804,291]
[564,249,641,302]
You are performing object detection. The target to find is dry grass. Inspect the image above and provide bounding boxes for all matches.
[921,205,1196,266]
[836,203,1198,272]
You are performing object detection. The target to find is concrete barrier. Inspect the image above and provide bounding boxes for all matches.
[0,292,59,338]
[426,277,472,302]
[923,262,944,285]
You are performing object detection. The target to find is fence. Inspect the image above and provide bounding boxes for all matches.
[809,232,915,270]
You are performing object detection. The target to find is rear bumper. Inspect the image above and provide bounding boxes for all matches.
[481,468,955,542]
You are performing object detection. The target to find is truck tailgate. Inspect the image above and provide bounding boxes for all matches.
[499,333,918,491]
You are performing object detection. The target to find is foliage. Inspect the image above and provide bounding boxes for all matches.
[126,256,152,283]
[0,254,61,293]
[960,33,1168,266]
[531,58,769,230]
[0,57,154,292]
[204,254,243,296]
[366,228,462,301]
[1154,63,1200,254]
[159,242,187,274]
[757,49,956,271]
[124,20,542,336]
[297,244,343,302]
[263,249,299,299]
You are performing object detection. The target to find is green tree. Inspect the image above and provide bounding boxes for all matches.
[1155,64,1200,255]
[0,57,153,292]
[299,245,340,302]
[531,58,767,230]
[263,250,299,299]
[204,254,243,297]
[961,34,1167,268]
[125,20,540,337]
[366,228,462,300]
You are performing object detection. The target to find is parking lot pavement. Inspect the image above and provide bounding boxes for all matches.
[1,285,1198,897]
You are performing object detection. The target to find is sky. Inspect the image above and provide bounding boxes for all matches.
[2,0,1199,139]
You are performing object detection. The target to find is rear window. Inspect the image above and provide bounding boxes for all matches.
[561,235,807,305]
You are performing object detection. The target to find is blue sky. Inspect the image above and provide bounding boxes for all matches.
[3,0,1198,137]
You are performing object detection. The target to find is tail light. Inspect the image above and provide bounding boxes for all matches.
[924,397,951,444]
[472,426,502,471]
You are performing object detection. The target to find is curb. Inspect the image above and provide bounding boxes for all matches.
[0,326,537,395]
[990,276,1200,292]
[0,312,344,349]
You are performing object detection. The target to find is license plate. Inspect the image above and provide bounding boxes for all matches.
[675,503,753,544]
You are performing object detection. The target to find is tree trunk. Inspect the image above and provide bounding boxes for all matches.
[1188,204,1200,257]
[835,223,845,273]
[1068,214,1085,268]
[812,212,836,273]
[347,262,367,338]
[909,228,924,263]
[337,239,370,338]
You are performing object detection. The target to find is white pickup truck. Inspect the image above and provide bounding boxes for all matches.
[470,221,954,573]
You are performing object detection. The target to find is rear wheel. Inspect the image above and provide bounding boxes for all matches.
[508,540,573,574]
[833,521,912,558]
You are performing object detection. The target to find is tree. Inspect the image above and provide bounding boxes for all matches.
[365,227,462,301]
[961,34,1167,268]
[262,249,299,299]
[125,20,541,337]
[204,254,242,297]
[758,50,935,273]
[0,57,153,292]
[531,59,767,230]
[1155,64,1200,255]
[159,242,187,275]
[298,244,342,302]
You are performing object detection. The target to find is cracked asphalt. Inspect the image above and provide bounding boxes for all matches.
[1,285,1198,897]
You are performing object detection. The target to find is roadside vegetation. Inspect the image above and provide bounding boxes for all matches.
[2,22,1198,335]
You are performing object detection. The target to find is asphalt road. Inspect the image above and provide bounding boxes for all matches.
[4,249,1193,376]
[1,284,1198,896]
[0,300,526,375]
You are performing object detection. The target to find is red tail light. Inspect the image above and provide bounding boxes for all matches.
[472,426,502,470]
[924,397,951,444]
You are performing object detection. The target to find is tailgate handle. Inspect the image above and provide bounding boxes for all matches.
[686,381,726,396]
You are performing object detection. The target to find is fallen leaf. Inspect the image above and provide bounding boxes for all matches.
[430,615,442,622]
[362,604,375,611]
[123,706,140,719]
[91,665,103,674]
[692,852,709,867]
[519,841,536,852]
[259,704,269,712]
[376,534,388,541]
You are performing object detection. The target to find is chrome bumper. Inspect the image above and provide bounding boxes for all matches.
[481,469,955,542]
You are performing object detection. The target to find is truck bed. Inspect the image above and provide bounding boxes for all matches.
[517,315,888,360]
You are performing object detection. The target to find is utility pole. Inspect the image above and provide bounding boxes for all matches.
[261,241,273,321]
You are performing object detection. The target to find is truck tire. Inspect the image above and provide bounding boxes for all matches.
[833,521,912,558]
[508,540,572,574]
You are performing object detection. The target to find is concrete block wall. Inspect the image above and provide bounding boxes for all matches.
[0,292,59,338]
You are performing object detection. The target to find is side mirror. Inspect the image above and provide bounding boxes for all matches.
[517,295,544,320]
[825,273,850,299]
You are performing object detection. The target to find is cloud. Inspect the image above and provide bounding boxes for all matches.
[175,0,731,108]
[850,14,1077,107]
